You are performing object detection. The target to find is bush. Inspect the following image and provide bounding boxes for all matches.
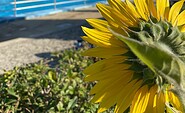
[0,47,114,113]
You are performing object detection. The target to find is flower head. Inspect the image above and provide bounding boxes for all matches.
[82,0,185,112]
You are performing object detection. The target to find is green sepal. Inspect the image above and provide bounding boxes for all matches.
[131,72,143,81]
[143,68,156,85]
[128,61,146,72]
[122,51,137,58]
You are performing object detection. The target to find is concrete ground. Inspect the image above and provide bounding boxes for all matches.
[0,7,102,73]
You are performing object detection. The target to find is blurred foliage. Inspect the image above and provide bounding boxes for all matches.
[0,44,114,113]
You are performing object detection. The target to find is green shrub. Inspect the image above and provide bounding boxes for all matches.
[0,47,114,113]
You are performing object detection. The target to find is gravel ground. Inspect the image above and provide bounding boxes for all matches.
[0,37,75,73]
[0,7,102,73]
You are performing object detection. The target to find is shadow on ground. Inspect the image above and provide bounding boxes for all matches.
[0,8,101,42]
[35,52,59,68]
[0,19,90,41]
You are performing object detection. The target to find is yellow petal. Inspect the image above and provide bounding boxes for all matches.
[91,72,133,103]
[96,3,118,28]
[164,87,170,103]
[107,6,134,27]
[125,0,140,19]
[82,47,127,58]
[96,3,129,35]
[177,10,185,26]
[130,85,150,113]
[97,3,134,27]
[108,0,120,11]
[134,0,149,20]
[83,56,126,75]
[168,0,185,26]
[114,80,143,113]
[146,0,157,18]
[180,25,185,32]
[90,70,133,94]
[83,60,105,75]
[130,87,143,113]
[145,85,158,113]
[164,7,170,21]
[82,27,123,47]
[81,36,100,47]
[82,27,112,42]
[96,74,133,112]
[85,65,131,81]
[108,0,138,26]
[156,92,165,113]
[86,19,109,32]
[156,0,170,20]
[168,92,183,112]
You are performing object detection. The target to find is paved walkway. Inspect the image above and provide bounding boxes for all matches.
[0,7,102,72]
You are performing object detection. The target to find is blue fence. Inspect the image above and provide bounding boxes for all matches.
[0,0,106,21]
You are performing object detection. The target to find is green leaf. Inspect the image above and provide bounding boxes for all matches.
[7,88,18,98]
[67,96,78,110]
[48,70,57,82]
[57,101,64,111]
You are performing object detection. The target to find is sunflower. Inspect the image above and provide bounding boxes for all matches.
[82,0,185,112]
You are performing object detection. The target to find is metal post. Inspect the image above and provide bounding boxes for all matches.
[13,0,17,17]
[54,0,56,10]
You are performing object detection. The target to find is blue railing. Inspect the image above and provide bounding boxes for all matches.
[0,0,106,21]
